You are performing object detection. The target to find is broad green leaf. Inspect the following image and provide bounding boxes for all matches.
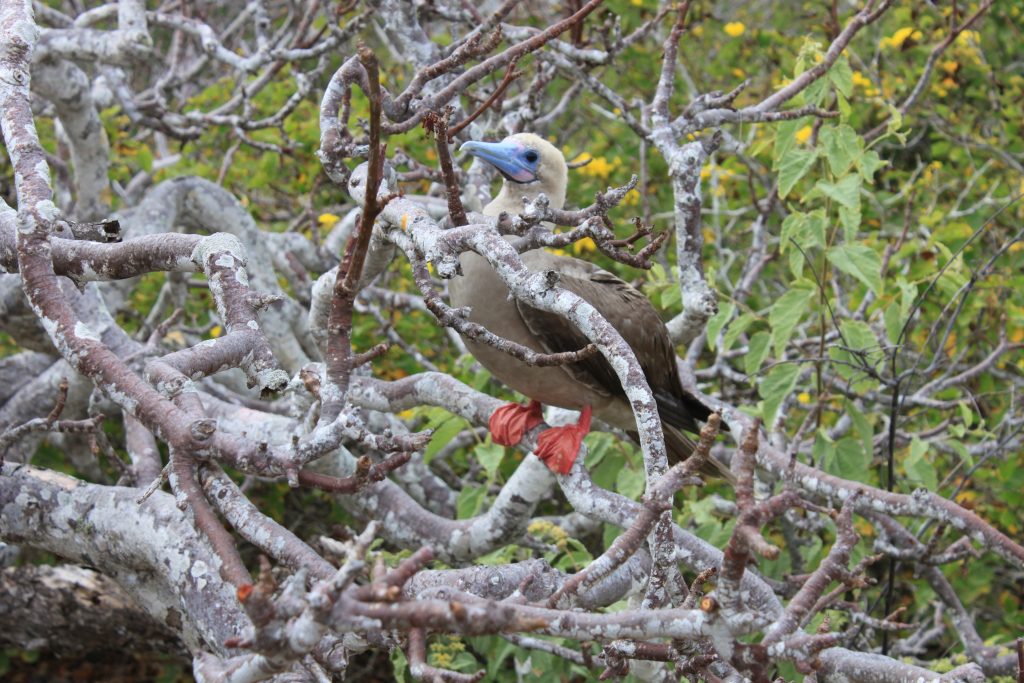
[827,244,883,295]
[457,484,487,519]
[789,245,806,278]
[958,401,975,430]
[745,330,772,376]
[856,149,887,181]
[839,204,861,240]
[391,647,409,683]
[660,283,681,310]
[807,77,830,106]
[820,124,862,176]
[904,438,938,490]
[778,147,818,197]
[839,319,877,352]
[781,209,827,252]
[759,363,801,428]
[616,465,644,500]
[773,119,804,169]
[828,437,872,483]
[829,55,854,98]
[845,399,873,460]
[425,416,470,462]
[898,278,917,317]
[770,287,816,356]
[836,90,852,120]
[473,442,505,480]
[722,312,756,352]
[706,301,736,350]
[946,439,973,469]
[884,301,903,344]
[886,104,907,144]
[812,174,861,209]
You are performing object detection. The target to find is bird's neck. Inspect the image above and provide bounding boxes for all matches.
[485,180,566,216]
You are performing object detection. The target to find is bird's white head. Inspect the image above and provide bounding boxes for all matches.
[460,132,568,212]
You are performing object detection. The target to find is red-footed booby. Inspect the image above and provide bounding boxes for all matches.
[450,133,723,476]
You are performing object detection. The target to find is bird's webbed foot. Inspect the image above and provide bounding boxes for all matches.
[489,399,544,446]
[535,406,592,475]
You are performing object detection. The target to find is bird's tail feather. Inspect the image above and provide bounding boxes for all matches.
[662,423,734,482]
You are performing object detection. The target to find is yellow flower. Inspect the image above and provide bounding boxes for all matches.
[572,237,597,255]
[940,60,959,74]
[578,156,615,180]
[882,27,918,49]
[724,22,745,38]
[955,30,980,47]
[852,71,873,88]
[1009,328,1024,343]
[318,213,340,227]
[164,330,186,347]
[795,125,813,144]
[941,77,957,89]
[691,25,704,38]
[732,68,746,79]
[797,392,812,404]
[210,325,222,338]
[1008,242,1024,254]
[623,188,641,206]
[630,0,643,5]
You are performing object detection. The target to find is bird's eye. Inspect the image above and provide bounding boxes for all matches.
[524,150,539,163]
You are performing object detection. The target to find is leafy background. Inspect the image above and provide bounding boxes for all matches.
[2,1,1022,680]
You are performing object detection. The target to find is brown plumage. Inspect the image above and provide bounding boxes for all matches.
[451,133,725,476]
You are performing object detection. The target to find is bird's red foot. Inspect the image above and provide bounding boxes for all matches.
[535,406,593,475]
[489,400,544,446]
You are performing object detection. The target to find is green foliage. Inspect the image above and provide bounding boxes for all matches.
[5,1,1024,677]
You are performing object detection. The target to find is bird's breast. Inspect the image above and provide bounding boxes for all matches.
[449,250,618,415]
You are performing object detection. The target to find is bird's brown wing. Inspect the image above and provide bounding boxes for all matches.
[515,252,711,434]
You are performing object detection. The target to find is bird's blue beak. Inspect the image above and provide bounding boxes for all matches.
[460,139,538,184]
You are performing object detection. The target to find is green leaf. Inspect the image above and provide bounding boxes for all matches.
[705,302,736,350]
[390,646,409,683]
[773,118,805,169]
[839,204,862,241]
[778,147,818,198]
[660,284,681,310]
[424,416,470,462]
[457,484,487,519]
[886,104,907,144]
[473,442,505,480]
[805,76,830,107]
[722,312,756,353]
[839,319,878,352]
[759,363,801,428]
[616,465,645,500]
[958,401,975,430]
[898,278,917,317]
[812,174,861,210]
[827,244,883,295]
[745,330,772,376]
[845,399,873,460]
[836,90,852,120]
[828,437,872,483]
[856,149,887,181]
[781,209,827,252]
[884,301,903,344]
[770,287,816,357]
[820,124,862,176]
[829,55,854,98]
[904,438,938,490]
